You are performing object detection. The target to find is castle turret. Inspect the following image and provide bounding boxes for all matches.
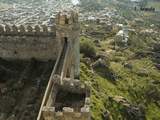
[56,10,80,78]
[37,11,90,120]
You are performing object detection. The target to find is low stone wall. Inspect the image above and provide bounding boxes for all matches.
[0,25,59,60]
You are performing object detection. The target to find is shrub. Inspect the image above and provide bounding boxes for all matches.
[80,37,96,58]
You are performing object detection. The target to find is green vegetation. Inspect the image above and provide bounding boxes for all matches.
[81,41,160,119]
[80,36,96,58]
[80,16,160,119]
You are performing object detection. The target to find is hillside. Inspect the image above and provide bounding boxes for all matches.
[80,0,160,120]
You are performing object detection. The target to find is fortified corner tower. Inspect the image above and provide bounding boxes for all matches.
[55,10,80,78]
[39,11,90,120]
[37,11,90,120]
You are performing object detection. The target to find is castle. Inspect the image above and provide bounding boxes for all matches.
[0,10,90,120]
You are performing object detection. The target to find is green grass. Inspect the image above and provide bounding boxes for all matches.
[146,103,160,120]
[81,51,160,120]
[80,4,160,118]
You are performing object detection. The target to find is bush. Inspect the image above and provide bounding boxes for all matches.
[80,37,96,58]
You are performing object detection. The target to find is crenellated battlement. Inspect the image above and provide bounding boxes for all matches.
[0,24,58,60]
[42,106,90,120]
[53,75,90,95]
[0,24,56,36]
[41,75,91,120]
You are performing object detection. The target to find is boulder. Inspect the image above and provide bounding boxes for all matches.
[92,58,108,69]
[155,64,160,70]
[137,69,149,77]
[96,52,109,60]
[93,39,100,44]
[92,58,116,81]
[111,96,146,120]
[112,96,129,106]
[81,57,92,65]
[123,62,133,69]
[102,110,111,120]
[123,105,145,120]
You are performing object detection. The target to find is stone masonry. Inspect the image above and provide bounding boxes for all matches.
[0,10,90,120]
[0,24,58,60]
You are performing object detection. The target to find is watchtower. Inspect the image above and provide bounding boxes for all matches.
[38,11,90,120]
[55,10,80,79]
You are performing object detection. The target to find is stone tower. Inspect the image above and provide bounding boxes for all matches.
[55,10,80,78]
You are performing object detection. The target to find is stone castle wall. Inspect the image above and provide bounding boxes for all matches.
[0,25,59,60]
[43,106,90,120]
[42,77,91,120]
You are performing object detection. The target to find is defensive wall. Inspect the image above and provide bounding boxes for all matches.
[0,24,59,60]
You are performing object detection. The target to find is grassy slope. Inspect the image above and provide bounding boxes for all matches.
[80,0,160,119]
[80,36,160,120]
[81,48,160,120]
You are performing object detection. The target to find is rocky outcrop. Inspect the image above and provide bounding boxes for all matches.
[110,96,146,120]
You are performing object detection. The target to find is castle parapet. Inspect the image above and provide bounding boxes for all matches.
[0,24,58,61]
[42,106,90,120]
[41,75,91,120]
[52,75,90,95]
[0,24,56,36]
